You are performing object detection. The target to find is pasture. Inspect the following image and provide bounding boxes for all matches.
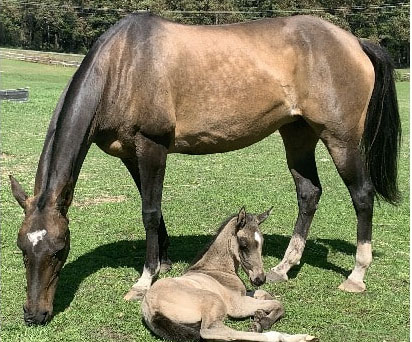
[1,59,409,341]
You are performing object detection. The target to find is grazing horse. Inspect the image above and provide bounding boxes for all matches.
[10,13,400,325]
[143,207,317,342]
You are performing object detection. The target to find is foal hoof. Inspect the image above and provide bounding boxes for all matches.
[266,269,288,283]
[250,321,263,333]
[160,259,172,273]
[124,288,147,301]
[338,278,366,293]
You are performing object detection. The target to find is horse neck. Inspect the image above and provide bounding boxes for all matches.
[34,45,107,212]
[189,221,239,275]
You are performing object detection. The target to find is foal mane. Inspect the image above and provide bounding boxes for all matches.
[186,213,237,271]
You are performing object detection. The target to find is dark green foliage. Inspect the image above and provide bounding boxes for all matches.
[0,0,409,66]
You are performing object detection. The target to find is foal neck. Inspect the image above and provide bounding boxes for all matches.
[188,218,240,275]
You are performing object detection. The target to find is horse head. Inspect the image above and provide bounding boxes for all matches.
[10,176,71,325]
[234,206,272,287]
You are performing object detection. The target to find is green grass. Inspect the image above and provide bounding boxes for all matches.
[1,59,409,342]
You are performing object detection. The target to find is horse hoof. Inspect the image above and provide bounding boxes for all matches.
[254,309,267,321]
[124,288,147,301]
[250,321,263,333]
[266,269,288,283]
[304,335,319,342]
[338,278,366,292]
[160,259,172,273]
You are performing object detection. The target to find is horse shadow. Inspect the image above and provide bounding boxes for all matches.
[53,233,379,316]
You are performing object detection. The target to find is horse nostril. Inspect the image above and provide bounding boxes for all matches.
[261,274,266,284]
[252,274,266,286]
[23,309,51,326]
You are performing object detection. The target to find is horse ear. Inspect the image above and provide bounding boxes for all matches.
[9,175,28,209]
[257,206,273,225]
[237,206,247,229]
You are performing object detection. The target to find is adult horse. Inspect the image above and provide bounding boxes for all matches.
[10,13,400,325]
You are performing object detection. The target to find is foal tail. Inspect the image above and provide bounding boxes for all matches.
[359,40,402,204]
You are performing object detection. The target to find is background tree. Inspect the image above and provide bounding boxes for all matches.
[0,0,409,67]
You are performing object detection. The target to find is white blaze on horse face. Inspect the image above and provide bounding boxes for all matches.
[254,232,262,246]
[27,229,47,247]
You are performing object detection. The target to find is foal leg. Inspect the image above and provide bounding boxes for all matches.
[267,121,322,283]
[323,139,374,292]
[122,158,172,273]
[124,133,168,300]
[201,323,317,342]
[247,290,284,332]
[202,296,314,342]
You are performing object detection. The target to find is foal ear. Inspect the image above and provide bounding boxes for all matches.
[236,206,247,229]
[9,175,28,209]
[257,206,273,225]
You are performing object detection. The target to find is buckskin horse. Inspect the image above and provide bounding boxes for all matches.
[143,207,317,342]
[10,12,400,325]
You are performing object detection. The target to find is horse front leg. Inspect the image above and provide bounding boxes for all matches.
[247,290,284,332]
[229,295,284,332]
[124,133,168,301]
[122,158,172,274]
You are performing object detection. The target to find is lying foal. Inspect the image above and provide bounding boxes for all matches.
[142,208,317,342]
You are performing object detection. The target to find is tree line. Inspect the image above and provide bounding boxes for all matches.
[0,0,409,67]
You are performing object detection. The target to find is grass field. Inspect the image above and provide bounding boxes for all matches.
[1,59,409,342]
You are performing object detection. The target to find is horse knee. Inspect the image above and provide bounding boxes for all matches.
[142,209,161,230]
[293,171,322,216]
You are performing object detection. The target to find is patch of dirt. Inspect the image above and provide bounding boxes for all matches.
[1,152,16,160]
[73,195,127,207]
[95,327,134,342]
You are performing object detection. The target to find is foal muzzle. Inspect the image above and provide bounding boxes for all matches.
[250,272,266,287]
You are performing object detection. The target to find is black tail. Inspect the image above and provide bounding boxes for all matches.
[360,40,402,205]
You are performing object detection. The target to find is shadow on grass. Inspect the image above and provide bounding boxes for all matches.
[53,233,368,317]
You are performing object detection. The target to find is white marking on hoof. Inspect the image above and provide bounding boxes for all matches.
[27,230,47,246]
[124,265,159,301]
[338,278,366,293]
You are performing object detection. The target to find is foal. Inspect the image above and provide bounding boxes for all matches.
[142,208,317,342]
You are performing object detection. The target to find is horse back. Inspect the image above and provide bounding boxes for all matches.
[91,14,373,156]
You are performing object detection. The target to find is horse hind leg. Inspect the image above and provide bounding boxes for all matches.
[323,135,373,292]
[201,323,317,342]
[267,120,322,283]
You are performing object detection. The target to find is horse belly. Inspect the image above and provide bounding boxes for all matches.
[170,77,296,154]
[172,105,294,154]
[165,34,299,154]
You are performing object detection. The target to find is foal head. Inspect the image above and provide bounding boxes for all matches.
[10,176,71,325]
[234,207,272,287]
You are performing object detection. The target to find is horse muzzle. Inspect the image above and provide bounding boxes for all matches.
[23,304,52,326]
[250,272,266,287]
